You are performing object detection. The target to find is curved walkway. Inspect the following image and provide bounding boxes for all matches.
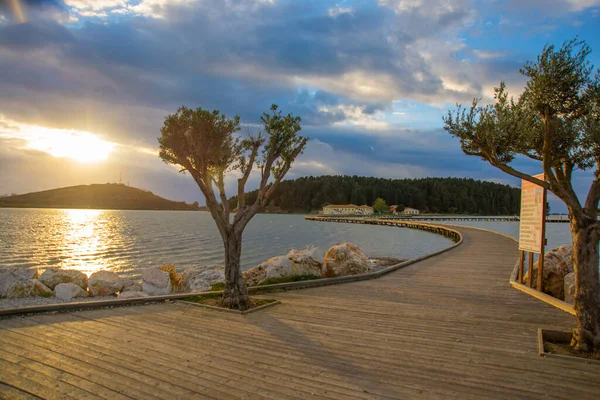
[0,226,598,399]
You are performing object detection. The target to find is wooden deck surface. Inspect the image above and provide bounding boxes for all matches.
[1,226,598,399]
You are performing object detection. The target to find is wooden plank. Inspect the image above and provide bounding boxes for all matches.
[0,225,597,400]
[0,382,43,400]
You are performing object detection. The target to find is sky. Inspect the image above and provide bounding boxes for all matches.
[0,0,599,212]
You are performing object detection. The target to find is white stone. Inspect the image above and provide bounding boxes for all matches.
[564,272,576,305]
[141,268,172,295]
[322,243,373,277]
[0,268,39,297]
[32,279,53,297]
[88,270,123,296]
[54,283,89,301]
[122,281,142,292]
[39,269,88,290]
[243,246,324,286]
[181,265,225,292]
[118,291,149,299]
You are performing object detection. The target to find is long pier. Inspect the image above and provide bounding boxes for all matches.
[324,215,570,223]
[0,223,597,399]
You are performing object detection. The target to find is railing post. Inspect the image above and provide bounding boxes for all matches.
[527,252,534,288]
[518,251,525,284]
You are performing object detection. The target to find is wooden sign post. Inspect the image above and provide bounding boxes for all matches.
[518,173,547,291]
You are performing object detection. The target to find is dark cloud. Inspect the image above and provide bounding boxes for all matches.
[0,0,596,214]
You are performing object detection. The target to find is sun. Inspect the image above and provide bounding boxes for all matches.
[24,126,116,163]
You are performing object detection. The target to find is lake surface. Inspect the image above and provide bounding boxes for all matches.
[0,208,453,278]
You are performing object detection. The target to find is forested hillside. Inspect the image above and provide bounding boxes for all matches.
[236,176,520,215]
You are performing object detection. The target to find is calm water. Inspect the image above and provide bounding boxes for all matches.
[0,209,453,278]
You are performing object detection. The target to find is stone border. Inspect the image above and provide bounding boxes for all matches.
[538,329,600,366]
[0,219,463,317]
[177,299,281,315]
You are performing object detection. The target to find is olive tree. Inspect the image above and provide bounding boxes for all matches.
[158,104,307,310]
[443,39,600,352]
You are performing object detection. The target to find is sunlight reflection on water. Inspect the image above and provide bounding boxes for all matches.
[1,209,453,278]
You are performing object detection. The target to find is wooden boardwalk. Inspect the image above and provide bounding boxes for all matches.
[1,226,598,399]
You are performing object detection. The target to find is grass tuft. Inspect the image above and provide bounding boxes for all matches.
[160,264,184,292]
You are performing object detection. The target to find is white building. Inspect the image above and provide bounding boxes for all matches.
[356,205,374,215]
[402,207,420,215]
[323,204,373,215]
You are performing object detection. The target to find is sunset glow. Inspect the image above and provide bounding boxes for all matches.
[0,117,116,163]
[26,128,116,163]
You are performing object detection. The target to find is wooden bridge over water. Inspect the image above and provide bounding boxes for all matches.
[350,215,570,223]
[0,224,598,399]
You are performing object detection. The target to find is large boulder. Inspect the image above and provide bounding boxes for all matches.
[121,279,142,293]
[564,272,576,305]
[0,268,39,297]
[118,291,149,299]
[524,246,573,299]
[39,269,88,290]
[142,268,172,295]
[181,265,225,292]
[54,283,89,301]
[243,246,324,286]
[322,243,373,277]
[5,279,52,299]
[88,271,123,296]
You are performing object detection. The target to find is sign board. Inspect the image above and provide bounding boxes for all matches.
[519,173,546,253]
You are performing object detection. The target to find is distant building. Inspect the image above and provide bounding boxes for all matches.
[388,205,399,214]
[402,207,420,215]
[323,204,373,215]
[356,205,374,215]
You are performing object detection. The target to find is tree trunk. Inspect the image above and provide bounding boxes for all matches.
[569,218,600,352]
[221,232,250,310]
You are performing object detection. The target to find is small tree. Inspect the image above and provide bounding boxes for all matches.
[443,38,600,352]
[158,104,307,310]
[373,197,388,214]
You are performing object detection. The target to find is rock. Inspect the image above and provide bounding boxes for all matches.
[322,243,373,277]
[118,291,149,299]
[564,272,576,305]
[181,265,225,292]
[243,246,324,286]
[0,268,39,297]
[32,279,53,297]
[88,270,123,296]
[39,269,88,290]
[6,279,53,298]
[142,268,172,295]
[122,281,142,292]
[524,246,573,299]
[54,283,89,301]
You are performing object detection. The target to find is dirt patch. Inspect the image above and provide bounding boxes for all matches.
[182,294,276,310]
[545,341,600,361]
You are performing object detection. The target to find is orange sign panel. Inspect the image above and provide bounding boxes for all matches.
[519,173,546,253]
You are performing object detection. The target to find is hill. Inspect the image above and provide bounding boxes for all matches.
[0,184,202,211]
[234,176,521,215]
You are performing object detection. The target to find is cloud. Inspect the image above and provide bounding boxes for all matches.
[318,104,389,130]
[328,5,354,17]
[0,0,597,213]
